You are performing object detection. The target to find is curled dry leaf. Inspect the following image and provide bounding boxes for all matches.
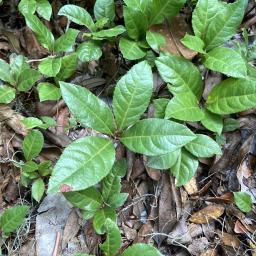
[217,231,241,249]
[189,204,225,224]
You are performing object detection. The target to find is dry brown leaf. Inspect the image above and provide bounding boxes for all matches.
[217,231,240,248]
[189,204,225,224]
[205,192,234,204]
[200,249,218,256]
[184,177,198,195]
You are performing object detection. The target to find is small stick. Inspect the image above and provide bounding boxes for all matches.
[52,232,61,256]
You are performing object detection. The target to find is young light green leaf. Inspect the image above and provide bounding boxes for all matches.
[223,118,240,132]
[156,55,203,99]
[38,160,52,176]
[10,55,29,84]
[147,149,180,170]
[0,59,11,83]
[37,82,61,101]
[119,38,146,60]
[54,29,79,52]
[64,187,103,212]
[121,118,196,156]
[122,244,164,256]
[181,34,206,54]
[56,53,77,81]
[25,14,54,50]
[48,136,115,193]
[100,219,121,256]
[153,98,169,118]
[113,61,153,130]
[36,0,52,21]
[17,68,40,92]
[93,207,116,234]
[233,192,252,213]
[21,117,43,129]
[171,149,198,187]
[18,0,36,15]
[90,26,126,39]
[32,178,45,202]
[22,161,38,173]
[94,0,115,21]
[203,47,247,78]
[58,4,96,32]
[185,134,221,158]
[38,57,62,77]
[146,31,166,52]
[206,78,256,114]
[22,130,44,161]
[201,110,223,135]
[77,41,102,62]
[0,205,29,236]
[60,82,115,134]
[0,85,15,104]
[165,92,204,122]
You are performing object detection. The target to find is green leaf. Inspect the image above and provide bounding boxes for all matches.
[10,55,29,84]
[47,136,115,193]
[156,55,203,99]
[146,31,166,52]
[38,160,52,176]
[153,98,169,118]
[165,92,204,122]
[223,118,240,132]
[124,7,148,40]
[64,187,103,212]
[21,117,43,129]
[0,85,15,104]
[149,0,186,25]
[185,134,221,158]
[233,192,252,213]
[56,53,77,81]
[17,68,40,92]
[201,110,223,135]
[93,207,116,234]
[113,61,153,130]
[22,161,38,173]
[0,59,11,83]
[54,29,79,52]
[204,0,247,51]
[122,244,164,256]
[60,82,115,134]
[37,82,61,101]
[124,0,151,16]
[90,26,126,39]
[206,78,256,114]
[22,130,44,161]
[121,118,196,156]
[0,205,29,236]
[58,4,96,32]
[119,38,146,60]
[171,149,198,187]
[94,0,115,21]
[203,47,247,78]
[181,34,205,54]
[32,178,45,202]
[100,219,121,256]
[40,116,56,127]
[36,0,52,21]
[25,14,54,50]
[77,41,102,62]
[18,0,36,15]
[38,57,62,77]
[147,149,180,170]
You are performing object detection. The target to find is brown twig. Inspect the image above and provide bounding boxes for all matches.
[52,232,61,256]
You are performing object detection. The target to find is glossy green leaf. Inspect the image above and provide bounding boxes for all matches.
[181,34,205,54]
[206,78,256,114]
[113,61,153,130]
[17,68,40,92]
[153,98,169,118]
[38,57,62,77]
[25,14,54,50]
[32,178,45,202]
[22,161,38,173]
[60,82,115,134]
[48,136,115,193]
[201,110,223,135]
[147,149,180,170]
[94,0,115,21]
[37,82,61,101]
[36,0,52,20]
[77,41,102,62]
[9,55,28,84]
[146,31,165,52]
[22,130,44,161]
[171,149,198,187]
[93,207,116,234]
[58,4,96,32]
[121,118,196,156]
[233,192,252,213]
[124,0,152,15]
[223,118,240,132]
[203,47,247,78]
[38,160,52,176]
[90,26,126,39]
[156,55,203,99]
[185,134,221,158]
[18,0,36,15]
[56,53,77,81]
[100,219,121,256]
[0,85,15,103]
[21,117,43,129]
[0,205,29,236]
[119,38,146,60]
[54,29,79,52]
[165,92,204,122]
[0,59,11,83]
[122,244,164,256]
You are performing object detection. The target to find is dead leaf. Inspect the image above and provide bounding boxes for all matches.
[217,231,240,248]
[183,177,198,195]
[200,249,218,256]
[189,204,225,224]
[205,192,234,204]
